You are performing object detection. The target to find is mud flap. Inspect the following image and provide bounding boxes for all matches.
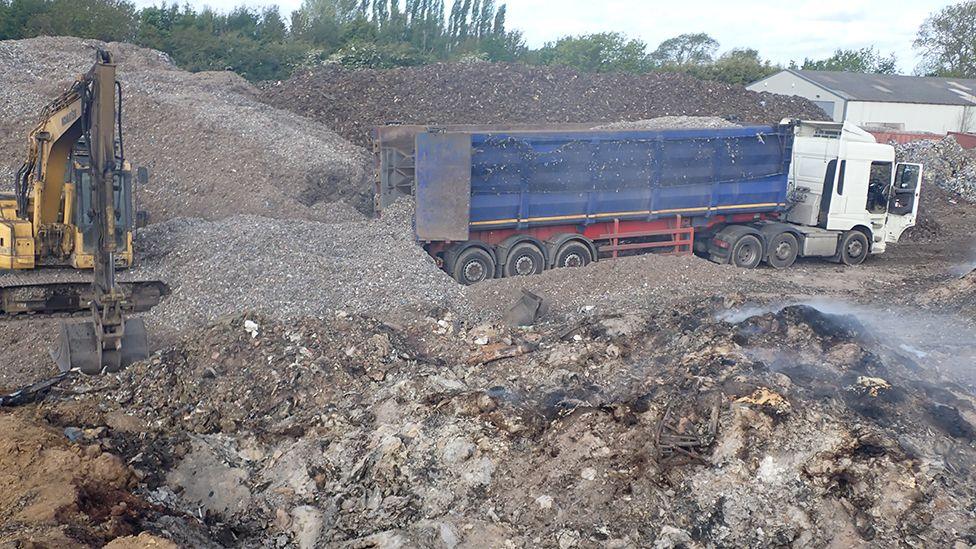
[503,289,549,327]
[52,318,149,375]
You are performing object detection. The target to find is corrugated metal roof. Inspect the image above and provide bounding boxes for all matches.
[788,70,976,106]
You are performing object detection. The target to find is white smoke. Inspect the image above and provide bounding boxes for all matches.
[719,298,976,390]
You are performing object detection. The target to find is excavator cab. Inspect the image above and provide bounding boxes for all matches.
[53,140,148,374]
[69,140,134,254]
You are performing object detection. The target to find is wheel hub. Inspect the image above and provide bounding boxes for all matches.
[775,242,791,260]
[737,245,756,264]
[463,260,485,281]
[514,255,535,276]
[563,253,582,267]
[847,240,864,258]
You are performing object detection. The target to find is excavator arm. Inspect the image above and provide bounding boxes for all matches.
[17,83,85,232]
[50,49,149,374]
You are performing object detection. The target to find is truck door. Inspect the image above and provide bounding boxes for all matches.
[817,159,839,228]
[882,163,923,243]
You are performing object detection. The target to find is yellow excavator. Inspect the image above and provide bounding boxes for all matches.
[0,49,165,374]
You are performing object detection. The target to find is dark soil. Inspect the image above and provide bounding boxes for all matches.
[261,62,827,147]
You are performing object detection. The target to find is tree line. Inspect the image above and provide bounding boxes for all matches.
[0,0,973,82]
[0,0,523,80]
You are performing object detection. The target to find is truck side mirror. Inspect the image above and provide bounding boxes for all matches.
[136,167,149,186]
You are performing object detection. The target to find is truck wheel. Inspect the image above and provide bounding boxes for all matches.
[731,234,763,269]
[838,231,869,266]
[503,242,545,277]
[453,247,495,285]
[765,232,798,269]
[554,240,593,268]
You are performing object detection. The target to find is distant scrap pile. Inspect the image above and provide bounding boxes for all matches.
[897,136,976,202]
[261,62,827,147]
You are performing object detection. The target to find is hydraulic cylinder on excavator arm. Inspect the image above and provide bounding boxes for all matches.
[50,49,149,374]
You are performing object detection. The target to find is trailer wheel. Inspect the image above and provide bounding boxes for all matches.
[765,232,798,269]
[554,240,593,268]
[731,234,763,269]
[503,242,546,277]
[838,231,869,266]
[453,247,495,285]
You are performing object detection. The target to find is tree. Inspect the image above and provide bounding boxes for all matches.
[299,0,362,27]
[914,1,976,77]
[256,6,287,43]
[445,0,511,53]
[799,47,897,74]
[538,32,650,73]
[688,48,779,85]
[650,33,718,67]
[492,4,505,35]
[0,1,8,38]
[403,0,446,52]
[328,40,431,68]
[0,0,138,42]
[477,0,493,38]
[478,29,524,61]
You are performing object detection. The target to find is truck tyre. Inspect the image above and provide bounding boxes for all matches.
[452,247,495,285]
[765,232,798,269]
[503,242,546,277]
[731,234,763,269]
[553,240,593,268]
[838,231,869,266]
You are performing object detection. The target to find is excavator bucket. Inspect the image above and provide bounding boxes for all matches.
[503,289,549,327]
[52,318,149,375]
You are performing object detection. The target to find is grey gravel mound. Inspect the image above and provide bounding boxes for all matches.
[129,201,467,333]
[0,36,373,222]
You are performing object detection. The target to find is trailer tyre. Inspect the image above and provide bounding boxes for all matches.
[765,232,799,269]
[554,240,593,268]
[839,231,869,266]
[453,247,496,285]
[731,234,763,269]
[503,242,546,278]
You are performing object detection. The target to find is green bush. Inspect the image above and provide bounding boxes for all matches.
[326,40,433,69]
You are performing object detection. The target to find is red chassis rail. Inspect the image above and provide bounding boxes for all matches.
[424,212,776,259]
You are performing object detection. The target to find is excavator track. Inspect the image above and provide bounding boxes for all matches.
[0,270,168,318]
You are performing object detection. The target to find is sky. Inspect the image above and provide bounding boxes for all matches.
[130,0,957,73]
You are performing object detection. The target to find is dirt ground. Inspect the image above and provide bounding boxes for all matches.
[2,141,975,549]
[2,206,974,548]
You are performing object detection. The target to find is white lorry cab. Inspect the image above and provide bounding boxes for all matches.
[708,120,923,268]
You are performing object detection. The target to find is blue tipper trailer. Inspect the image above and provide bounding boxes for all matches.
[373,122,798,283]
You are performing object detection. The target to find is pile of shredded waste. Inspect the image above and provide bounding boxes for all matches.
[8,296,971,547]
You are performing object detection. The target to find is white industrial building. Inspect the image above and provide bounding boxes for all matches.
[748,70,976,134]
